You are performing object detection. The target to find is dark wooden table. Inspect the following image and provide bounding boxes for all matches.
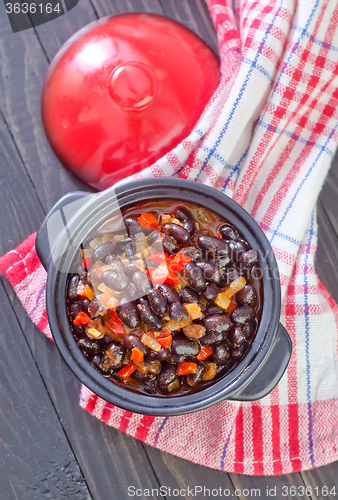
[1,1,338,499]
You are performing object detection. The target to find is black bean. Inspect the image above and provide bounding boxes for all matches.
[169,302,190,321]
[175,207,192,221]
[124,262,140,278]
[180,286,199,303]
[116,236,137,257]
[196,261,222,285]
[116,300,141,328]
[216,255,231,269]
[68,275,79,301]
[204,315,231,335]
[131,370,149,380]
[69,301,81,319]
[202,284,222,301]
[187,364,205,386]
[222,266,240,285]
[231,343,249,360]
[239,250,259,270]
[125,283,139,301]
[236,285,258,307]
[157,363,177,388]
[123,334,148,354]
[179,246,203,262]
[171,353,186,364]
[205,304,223,316]
[184,262,206,291]
[200,332,225,346]
[92,242,116,263]
[228,325,246,346]
[162,234,179,254]
[147,288,167,316]
[197,235,229,256]
[124,216,144,235]
[218,224,239,240]
[81,298,90,312]
[91,354,110,375]
[104,342,125,369]
[242,321,256,340]
[143,379,158,394]
[137,298,165,330]
[231,305,256,325]
[161,223,190,244]
[146,347,170,362]
[102,270,130,291]
[213,342,231,365]
[133,271,152,295]
[147,230,160,246]
[182,219,195,235]
[105,254,125,273]
[73,325,85,339]
[157,283,180,303]
[77,338,101,352]
[171,335,200,357]
[229,239,250,261]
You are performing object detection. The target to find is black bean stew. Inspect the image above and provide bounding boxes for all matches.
[66,200,262,397]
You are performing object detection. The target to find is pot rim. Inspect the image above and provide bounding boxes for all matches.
[45,178,281,416]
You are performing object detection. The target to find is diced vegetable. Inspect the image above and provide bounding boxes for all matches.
[168,252,192,272]
[73,312,91,325]
[105,318,125,336]
[229,276,246,292]
[109,310,123,323]
[183,303,203,320]
[157,334,172,349]
[76,281,95,300]
[223,286,236,298]
[160,214,172,224]
[167,378,180,392]
[147,253,169,265]
[132,361,148,374]
[134,232,148,253]
[215,292,231,310]
[170,217,184,226]
[130,348,144,363]
[196,346,213,361]
[89,234,113,250]
[202,362,217,381]
[226,302,237,317]
[138,213,158,228]
[86,326,103,339]
[141,333,162,352]
[164,318,191,331]
[148,262,180,286]
[183,323,206,339]
[97,292,118,310]
[82,256,92,270]
[117,362,137,379]
[97,282,116,295]
[177,361,198,376]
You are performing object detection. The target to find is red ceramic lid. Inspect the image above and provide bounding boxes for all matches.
[41,13,220,190]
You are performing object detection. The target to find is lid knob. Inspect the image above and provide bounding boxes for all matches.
[108,62,159,112]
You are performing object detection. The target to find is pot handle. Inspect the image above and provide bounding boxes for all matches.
[228,324,292,401]
[36,191,91,271]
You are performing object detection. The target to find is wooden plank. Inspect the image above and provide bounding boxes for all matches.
[89,0,164,19]
[0,0,93,215]
[0,281,92,500]
[318,154,338,238]
[301,462,338,499]
[158,0,218,53]
[0,109,163,498]
[144,446,236,498]
[229,472,309,500]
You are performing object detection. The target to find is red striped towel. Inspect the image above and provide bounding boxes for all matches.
[1,0,338,475]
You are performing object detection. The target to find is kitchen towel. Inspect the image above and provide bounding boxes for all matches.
[1,0,338,475]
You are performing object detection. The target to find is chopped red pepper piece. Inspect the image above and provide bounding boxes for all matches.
[82,256,92,269]
[177,361,198,376]
[148,261,180,285]
[73,312,91,325]
[130,348,144,363]
[109,310,123,323]
[117,362,137,379]
[226,302,237,317]
[105,318,125,336]
[146,252,169,265]
[196,346,213,361]
[168,252,192,272]
[157,334,172,349]
[138,213,158,228]
[76,281,88,298]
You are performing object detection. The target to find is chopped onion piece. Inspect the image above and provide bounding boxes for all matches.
[141,333,162,352]
[86,326,104,339]
[229,276,246,292]
[215,292,231,310]
[167,378,180,392]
